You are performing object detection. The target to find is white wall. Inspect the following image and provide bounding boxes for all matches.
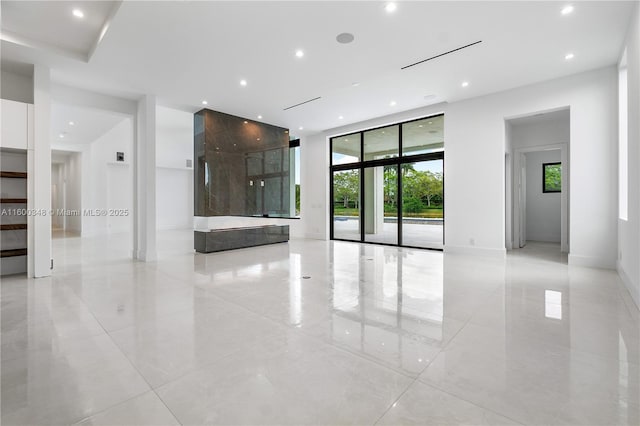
[64,153,82,233]
[618,2,640,309]
[1,70,33,104]
[525,150,561,243]
[81,118,133,237]
[156,106,194,230]
[51,163,63,228]
[510,115,570,149]
[32,65,51,278]
[51,152,82,233]
[445,68,616,264]
[157,169,192,230]
[301,66,617,268]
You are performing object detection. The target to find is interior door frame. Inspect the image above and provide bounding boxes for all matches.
[512,143,569,252]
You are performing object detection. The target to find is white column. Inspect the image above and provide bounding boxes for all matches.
[133,95,157,261]
[289,147,296,216]
[364,167,374,234]
[32,65,51,277]
[375,166,385,232]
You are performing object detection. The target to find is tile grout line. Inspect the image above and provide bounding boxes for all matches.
[420,381,526,425]
[150,389,184,426]
[65,279,184,425]
[371,311,476,425]
[70,389,152,425]
[371,376,419,425]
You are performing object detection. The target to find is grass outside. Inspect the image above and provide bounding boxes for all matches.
[334,207,443,219]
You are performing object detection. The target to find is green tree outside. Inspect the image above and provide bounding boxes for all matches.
[544,163,561,192]
[333,166,443,218]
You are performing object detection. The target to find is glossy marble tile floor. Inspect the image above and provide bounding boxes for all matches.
[1,231,638,425]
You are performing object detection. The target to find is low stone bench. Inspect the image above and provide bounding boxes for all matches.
[194,225,289,253]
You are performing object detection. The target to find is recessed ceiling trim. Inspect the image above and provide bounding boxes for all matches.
[283,96,321,111]
[87,1,123,61]
[401,40,483,70]
[0,30,87,62]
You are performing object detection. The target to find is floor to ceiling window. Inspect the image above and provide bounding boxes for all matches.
[331,115,444,250]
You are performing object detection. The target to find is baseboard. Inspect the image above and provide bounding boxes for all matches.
[568,254,615,269]
[617,261,640,311]
[444,245,506,257]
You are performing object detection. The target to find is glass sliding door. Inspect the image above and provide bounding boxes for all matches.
[330,114,445,250]
[401,158,444,249]
[332,169,361,241]
[364,165,398,245]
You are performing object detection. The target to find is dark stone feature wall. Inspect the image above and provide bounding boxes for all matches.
[194,225,289,253]
[194,109,291,217]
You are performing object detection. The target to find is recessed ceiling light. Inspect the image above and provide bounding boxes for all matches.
[338,116,344,120]
[561,5,574,15]
[295,50,304,58]
[565,53,575,60]
[385,2,397,13]
[257,138,260,141]
[72,9,84,18]
[299,126,304,130]
[418,125,423,128]
[389,101,397,106]
[68,121,75,126]
[345,139,349,142]
[257,115,262,119]
[240,79,247,86]
[461,81,469,87]
[244,121,248,124]
[59,133,65,138]
[336,33,355,44]
[428,121,433,124]
[201,100,208,105]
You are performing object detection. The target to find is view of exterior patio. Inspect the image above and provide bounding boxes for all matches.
[331,115,444,249]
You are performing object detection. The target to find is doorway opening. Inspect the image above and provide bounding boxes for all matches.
[50,102,134,265]
[505,108,569,259]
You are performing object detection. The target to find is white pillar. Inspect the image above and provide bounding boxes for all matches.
[32,65,51,277]
[364,167,385,235]
[364,167,374,234]
[375,166,385,232]
[289,147,296,216]
[133,95,157,261]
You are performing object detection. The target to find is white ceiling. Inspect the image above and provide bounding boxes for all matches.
[1,1,121,61]
[1,1,635,135]
[51,103,128,149]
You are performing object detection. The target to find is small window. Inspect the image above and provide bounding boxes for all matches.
[543,162,561,193]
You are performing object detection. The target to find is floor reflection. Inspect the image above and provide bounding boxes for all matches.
[323,243,450,376]
[2,232,637,425]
